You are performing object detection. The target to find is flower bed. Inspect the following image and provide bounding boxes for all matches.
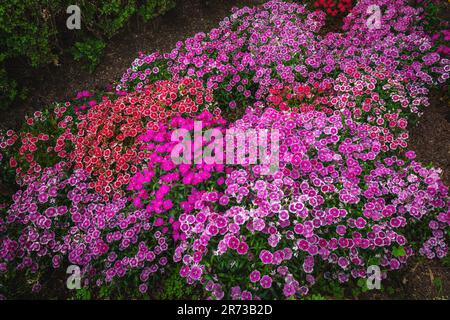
[0,0,449,300]
[175,107,449,299]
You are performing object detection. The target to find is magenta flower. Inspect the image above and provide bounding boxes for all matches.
[190,266,203,281]
[249,270,261,283]
[139,284,148,294]
[260,275,272,289]
[259,250,273,264]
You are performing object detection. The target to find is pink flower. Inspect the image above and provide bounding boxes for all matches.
[249,270,261,283]
[259,250,273,264]
[405,150,416,159]
[260,275,272,289]
[237,242,249,255]
[139,284,148,293]
[163,200,173,210]
[154,217,165,227]
[190,266,203,280]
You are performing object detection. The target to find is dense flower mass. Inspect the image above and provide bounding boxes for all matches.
[119,1,326,108]
[0,0,449,299]
[0,162,176,291]
[1,163,121,274]
[174,107,449,299]
[120,0,448,120]
[0,107,76,182]
[314,0,354,17]
[127,111,228,240]
[74,78,220,200]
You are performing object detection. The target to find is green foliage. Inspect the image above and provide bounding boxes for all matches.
[356,278,369,293]
[72,38,106,72]
[140,0,176,22]
[0,0,176,109]
[304,293,327,300]
[310,277,346,299]
[74,287,92,300]
[81,0,137,38]
[422,1,444,33]
[433,277,443,294]
[0,1,60,67]
[392,246,406,258]
[155,268,202,300]
[442,255,450,268]
[0,68,22,110]
[386,286,396,296]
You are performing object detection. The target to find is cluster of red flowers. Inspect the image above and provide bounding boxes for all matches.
[266,84,333,113]
[313,0,354,17]
[0,107,76,180]
[265,80,406,154]
[74,78,220,200]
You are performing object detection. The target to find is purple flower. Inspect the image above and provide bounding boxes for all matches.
[249,270,261,283]
[190,266,203,281]
[260,275,272,289]
[259,250,273,264]
[139,283,148,293]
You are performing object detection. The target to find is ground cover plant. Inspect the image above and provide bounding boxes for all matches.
[0,0,176,110]
[0,0,449,300]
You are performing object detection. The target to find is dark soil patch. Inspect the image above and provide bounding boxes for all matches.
[362,258,450,300]
[409,89,450,186]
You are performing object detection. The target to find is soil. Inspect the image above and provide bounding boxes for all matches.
[362,257,450,300]
[0,0,448,300]
[409,89,450,186]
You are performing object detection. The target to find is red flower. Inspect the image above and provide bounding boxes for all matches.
[74,78,220,199]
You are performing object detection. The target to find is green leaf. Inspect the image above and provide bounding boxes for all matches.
[392,246,406,257]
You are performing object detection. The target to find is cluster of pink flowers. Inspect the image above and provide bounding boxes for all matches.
[120,1,448,121]
[127,110,228,241]
[120,1,326,109]
[0,161,176,293]
[313,0,354,17]
[0,0,449,299]
[174,107,449,299]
